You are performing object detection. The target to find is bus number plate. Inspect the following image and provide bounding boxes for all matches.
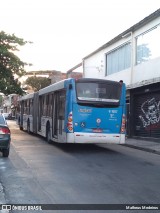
[92,128,103,133]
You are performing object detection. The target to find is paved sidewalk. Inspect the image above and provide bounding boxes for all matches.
[124,138,160,155]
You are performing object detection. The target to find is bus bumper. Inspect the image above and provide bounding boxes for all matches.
[67,133,125,144]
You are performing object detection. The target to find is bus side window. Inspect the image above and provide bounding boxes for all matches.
[48,94,52,117]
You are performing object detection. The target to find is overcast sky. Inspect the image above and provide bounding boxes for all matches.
[0,0,160,72]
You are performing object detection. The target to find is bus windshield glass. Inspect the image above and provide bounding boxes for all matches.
[76,81,122,106]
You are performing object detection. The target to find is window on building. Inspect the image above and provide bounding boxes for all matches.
[136,25,160,65]
[106,42,131,76]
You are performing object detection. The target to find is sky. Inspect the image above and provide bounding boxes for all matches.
[0,0,160,72]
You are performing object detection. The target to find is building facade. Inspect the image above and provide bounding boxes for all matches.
[83,9,160,140]
[3,94,19,118]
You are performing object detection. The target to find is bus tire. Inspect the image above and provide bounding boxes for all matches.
[46,124,51,144]
[20,126,23,131]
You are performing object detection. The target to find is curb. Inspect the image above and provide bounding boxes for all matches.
[123,144,160,155]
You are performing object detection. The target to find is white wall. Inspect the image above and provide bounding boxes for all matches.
[133,57,160,84]
[83,39,132,85]
[83,16,160,87]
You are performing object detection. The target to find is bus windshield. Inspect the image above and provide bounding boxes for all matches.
[76,81,122,106]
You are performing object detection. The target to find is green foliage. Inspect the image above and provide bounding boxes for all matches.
[26,76,51,91]
[0,31,31,95]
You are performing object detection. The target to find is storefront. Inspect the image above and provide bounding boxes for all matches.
[130,82,160,140]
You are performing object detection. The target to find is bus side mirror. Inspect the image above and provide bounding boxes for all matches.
[69,84,72,89]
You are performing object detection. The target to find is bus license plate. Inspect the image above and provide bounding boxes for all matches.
[92,128,103,133]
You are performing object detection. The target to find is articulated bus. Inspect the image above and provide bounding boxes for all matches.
[17,78,126,144]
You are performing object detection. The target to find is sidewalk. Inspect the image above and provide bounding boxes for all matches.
[124,138,160,155]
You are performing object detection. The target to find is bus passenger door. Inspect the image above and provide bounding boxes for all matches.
[58,90,66,142]
[38,96,42,131]
[52,90,66,142]
[52,93,58,138]
[20,100,24,129]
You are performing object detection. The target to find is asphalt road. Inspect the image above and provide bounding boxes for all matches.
[0,120,160,213]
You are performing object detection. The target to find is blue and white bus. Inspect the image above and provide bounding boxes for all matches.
[18,78,126,144]
[17,93,34,131]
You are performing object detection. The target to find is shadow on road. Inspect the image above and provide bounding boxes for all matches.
[7,120,122,156]
[50,142,121,155]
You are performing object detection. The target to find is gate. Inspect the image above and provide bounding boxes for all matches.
[133,91,160,138]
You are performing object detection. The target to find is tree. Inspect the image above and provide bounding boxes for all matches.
[25,76,51,92]
[0,31,31,95]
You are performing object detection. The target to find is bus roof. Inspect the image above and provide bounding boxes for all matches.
[39,79,71,95]
[19,78,124,100]
[19,93,34,101]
